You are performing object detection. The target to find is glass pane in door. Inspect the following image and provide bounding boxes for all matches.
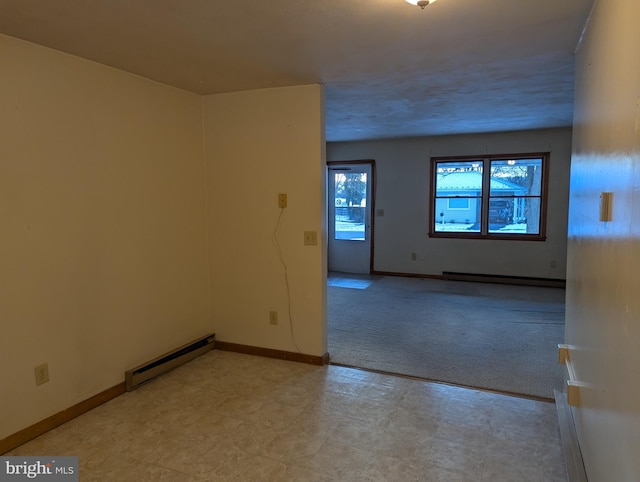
[334,171,367,241]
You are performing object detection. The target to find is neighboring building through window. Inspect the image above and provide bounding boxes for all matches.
[447,197,470,210]
[429,153,549,240]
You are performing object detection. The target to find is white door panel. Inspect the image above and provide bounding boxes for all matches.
[328,163,373,274]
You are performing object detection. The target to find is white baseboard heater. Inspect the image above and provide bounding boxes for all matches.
[125,333,215,391]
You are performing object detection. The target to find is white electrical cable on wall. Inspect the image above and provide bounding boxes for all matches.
[273,207,301,353]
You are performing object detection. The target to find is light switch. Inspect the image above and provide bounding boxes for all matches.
[600,192,612,222]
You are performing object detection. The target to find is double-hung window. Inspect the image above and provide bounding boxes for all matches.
[429,153,549,240]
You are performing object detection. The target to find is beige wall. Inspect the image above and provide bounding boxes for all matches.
[327,128,572,279]
[567,0,640,480]
[203,85,327,357]
[0,35,210,439]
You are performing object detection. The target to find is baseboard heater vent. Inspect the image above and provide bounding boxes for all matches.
[125,334,215,391]
[555,389,588,482]
[442,271,565,288]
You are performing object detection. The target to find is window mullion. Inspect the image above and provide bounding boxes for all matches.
[481,158,491,235]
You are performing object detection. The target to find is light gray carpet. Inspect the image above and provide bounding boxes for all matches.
[328,275,565,399]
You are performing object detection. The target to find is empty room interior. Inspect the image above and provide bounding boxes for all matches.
[1,0,639,481]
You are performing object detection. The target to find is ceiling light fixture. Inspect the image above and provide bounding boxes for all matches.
[405,0,437,9]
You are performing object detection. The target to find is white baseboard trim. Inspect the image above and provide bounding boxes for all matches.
[555,389,588,482]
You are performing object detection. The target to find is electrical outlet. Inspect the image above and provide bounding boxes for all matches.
[411,252,417,261]
[304,231,318,246]
[34,363,49,386]
[278,193,287,209]
[269,311,278,325]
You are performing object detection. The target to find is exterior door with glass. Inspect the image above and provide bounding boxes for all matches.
[328,162,373,274]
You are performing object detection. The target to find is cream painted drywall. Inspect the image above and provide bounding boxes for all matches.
[0,35,210,439]
[203,85,327,356]
[327,128,572,279]
[566,0,640,480]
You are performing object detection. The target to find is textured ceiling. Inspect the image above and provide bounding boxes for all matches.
[0,0,594,141]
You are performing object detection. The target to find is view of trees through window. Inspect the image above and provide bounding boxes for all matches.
[334,172,367,241]
[431,154,547,239]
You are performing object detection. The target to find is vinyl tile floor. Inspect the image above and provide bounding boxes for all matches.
[7,350,567,481]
